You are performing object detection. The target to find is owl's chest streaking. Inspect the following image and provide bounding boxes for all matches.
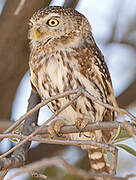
[29,46,109,126]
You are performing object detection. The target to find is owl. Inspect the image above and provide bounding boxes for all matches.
[28,6,117,176]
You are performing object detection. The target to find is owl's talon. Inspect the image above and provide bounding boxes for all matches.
[75,117,89,133]
[48,118,65,137]
[56,131,63,137]
[49,133,54,139]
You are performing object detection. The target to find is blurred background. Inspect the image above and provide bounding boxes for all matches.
[0,0,136,179]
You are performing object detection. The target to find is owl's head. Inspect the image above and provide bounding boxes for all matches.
[28,6,91,49]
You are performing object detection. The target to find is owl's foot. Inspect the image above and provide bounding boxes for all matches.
[75,117,89,136]
[48,118,65,138]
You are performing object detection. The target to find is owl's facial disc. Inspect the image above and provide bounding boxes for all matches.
[30,7,92,47]
[33,14,61,40]
[33,17,60,40]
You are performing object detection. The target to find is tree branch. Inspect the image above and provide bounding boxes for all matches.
[38,121,136,136]
[0,134,117,154]
[0,169,9,180]
[0,90,82,162]
[0,121,135,138]
[1,88,136,139]
[0,87,136,178]
[0,91,40,171]
[0,120,135,137]
[1,88,80,138]
[7,156,127,180]
[0,88,136,164]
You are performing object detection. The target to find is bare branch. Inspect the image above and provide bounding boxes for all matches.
[0,169,9,180]
[0,88,136,163]
[0,90,82,162]
[0,121,135,139]
[2,88,136,138]
[0,134,116,154]
[0,91,40,172]
[0,120,135,136]
[7,157,127,180]
[37,121,136,136]
[0,88,136,176]
[1,88,80,138]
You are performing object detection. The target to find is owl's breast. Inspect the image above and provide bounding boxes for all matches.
[31,51,106,125]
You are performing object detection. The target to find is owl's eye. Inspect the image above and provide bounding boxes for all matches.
[47,19,59,27]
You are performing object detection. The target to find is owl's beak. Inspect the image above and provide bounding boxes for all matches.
[33,28,43,39]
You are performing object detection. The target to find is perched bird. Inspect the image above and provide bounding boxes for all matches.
[28,6,117,176]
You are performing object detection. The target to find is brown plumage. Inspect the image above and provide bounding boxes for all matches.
[28,6,117,176]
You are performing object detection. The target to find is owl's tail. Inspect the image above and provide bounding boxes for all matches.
[87,147,116,180]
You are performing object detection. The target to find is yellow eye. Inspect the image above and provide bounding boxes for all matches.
[47,19,59,27]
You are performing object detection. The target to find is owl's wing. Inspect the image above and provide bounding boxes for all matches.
[89,39,117,120]
[87,39,118,143]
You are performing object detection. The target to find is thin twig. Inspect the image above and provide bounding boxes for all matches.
[28,121,136,136]
[3,88,136,137]
[0,121,135,137]
[0,88,136,173]
[2,88,80,136]
[1,87,136,160]
[0,121,135,140]
[84,90,136,141]
[1,88,136,161]
[0,169,9,180]
[0,91,41,171]
[7,157,128,180]
[0,134,116,153]
[0,90,82,160]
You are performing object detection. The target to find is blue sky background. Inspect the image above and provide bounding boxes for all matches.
[1,0,136,179]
